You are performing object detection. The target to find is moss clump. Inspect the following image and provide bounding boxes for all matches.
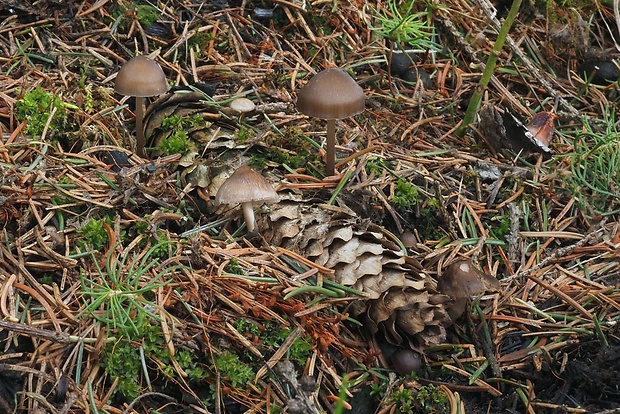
[391,179,420,209]
[371,382,449,414]
[134,4,160,27]
[16,86,70,136]
[250,127,322,173]
[213,351,254,388]
[102,323,206,401]
[234,318,311,364]
[156,114,204,155]
[77,217,110,251]
[157,129,193,155]
[188,31,214,57]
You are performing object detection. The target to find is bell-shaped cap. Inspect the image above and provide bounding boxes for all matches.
[437,259,500,298]
[296,68,365,120]
[115,55,169,97]
[229,97,256,114]
[215,166,279,206]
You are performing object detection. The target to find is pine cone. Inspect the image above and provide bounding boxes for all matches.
[143,84,241,156]
[260,200,451,347]
[142,85,256,193]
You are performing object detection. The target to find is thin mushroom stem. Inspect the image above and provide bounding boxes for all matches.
[241,202,256,233]
[135,96,146,158]
[326,118,336,176]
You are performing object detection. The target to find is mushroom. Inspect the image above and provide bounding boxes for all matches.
[400,230,417,248]
[214,165,279,234]
[229,97,256,124]
[391,349,423,376]
[296,68,365,176]
[229,97,256,115]
[115,55,169,157]
[437,259,500,321]
[526,111,557,147]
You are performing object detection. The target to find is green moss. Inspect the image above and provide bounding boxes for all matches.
[369,383,448,414]
[155,128,192,154]
[235,125,255,143]
[269,405,283,414]
[102,338,143,400]
[391,179,420,208]
[540,0,597,21]
[365,158,386,176]
[134,4,160,27]
[250,128,322,174]
[144,230,171,258]
[78,217,110,251]
[101,322,206,401]
[488,214,511,239]
[287,332,312,362]
[251,147,307,169]
[224,258,245,275]
[112,3,160,28]
[40,274,54,285]
[415,199,445,240]
[234,319,311,364]
[156,114,203,155]
[214,351,254,387]
[176,349,207,382]
[309,13,333,36]
[413,384,448,413]
[16,86,70,136]
[188,31,214,57]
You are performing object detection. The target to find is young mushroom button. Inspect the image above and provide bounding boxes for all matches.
[214,166,279,234]
[391,349,423,376]
[115,55,169,158]
[437,259,500,321]
[296,68,365,176]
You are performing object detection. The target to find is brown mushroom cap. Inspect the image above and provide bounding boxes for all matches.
[437,260,500,321]
[437,260,500,298]
[114,55,169,97]
[391,349,423,376]
[526,111,557,147]
[400,231,417,248]
[214,165,278,206]
[296,68,365,119]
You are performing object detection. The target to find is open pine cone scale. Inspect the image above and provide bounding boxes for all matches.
[259,200,452,347]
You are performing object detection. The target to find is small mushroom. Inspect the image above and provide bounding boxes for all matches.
[214,165,279,234]
[229,97,256,124]
[391,348,423,376]
[437,259,500,321]
[115,55,169,157]
[229,97,256,115]
[296,68,365,176]
[526,111,557,147]
[400,230,417,248]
